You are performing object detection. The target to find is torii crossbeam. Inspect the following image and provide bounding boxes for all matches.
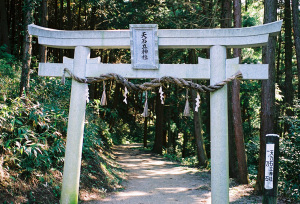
[29,20,282,204]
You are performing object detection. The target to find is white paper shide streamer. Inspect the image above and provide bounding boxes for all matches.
[123,86,129,104]
[159,86,164,104]
[195,92,200,112]
[85,84,89,103]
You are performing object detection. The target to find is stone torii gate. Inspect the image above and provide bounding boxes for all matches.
[28,21,282,204]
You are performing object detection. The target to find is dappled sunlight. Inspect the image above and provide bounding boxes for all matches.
[155,187,192,193]
[142,166,198,176]
[88,145,212,203]
[116,190,149,197]
[85,145,263,204]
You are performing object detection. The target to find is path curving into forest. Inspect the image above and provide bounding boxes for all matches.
[84,144,263,204]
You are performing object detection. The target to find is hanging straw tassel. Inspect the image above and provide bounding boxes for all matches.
[183,89,190,117]
[100,81,107,106]
[61,69,66,85]
[142,91,149,117]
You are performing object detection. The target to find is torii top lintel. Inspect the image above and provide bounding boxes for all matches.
[28,21,282,49]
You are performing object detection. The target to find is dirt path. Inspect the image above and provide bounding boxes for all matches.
[85,144,263,204]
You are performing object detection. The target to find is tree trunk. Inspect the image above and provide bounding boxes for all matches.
[284,0,294,115]
[39,0,48,63]
[172,86,179,152]
[221,0,232,28]
[143,117,148,148]
[153,89,164,154]
[108,83,121,130]
[232,0,249,184]
[19,0,33,97]
[59,0,63,62]
[275,7,283,135]
[17,0,24,58]
[77,0,82,30]
[189,49,208,167]
[182,129,188,158]
[228,86,238,178]
[0,0,11,53]
[292,0,300,98]
[276,31,283,85]
[163,129,167,148]
[192,89,208,167]
[255,0,277,193]
[10,0,16,55]
[221,0,239,179]
[67,0,72,30]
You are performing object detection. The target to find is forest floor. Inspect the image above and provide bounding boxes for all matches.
[82,144,284,204]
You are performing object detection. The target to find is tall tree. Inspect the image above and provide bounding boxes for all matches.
[67,0,72,30]
[232,0,249,184]
[153,89,164,154]
[255,0,277,193]
[77,0,82,30]
[143,117,148,148]
[284,0,294,115]
[0,0,11,52]
[192,89,208,167]
[182,127,188,158]
[9,0,16,55]
[58,0,64,62]
[292,0,300,98]
[39,0,48,63]
[220,0,239,178]
[17,0,24,57]
[19,0,34,97]
[190,50,208,167]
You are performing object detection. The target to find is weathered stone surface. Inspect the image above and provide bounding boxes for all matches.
[39,57,267,80]
[29,21,282,49]
[130,24,158,69]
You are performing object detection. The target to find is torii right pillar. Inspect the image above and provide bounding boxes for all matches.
[208,24,282,202]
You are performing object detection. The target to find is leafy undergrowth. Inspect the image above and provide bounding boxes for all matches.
[79,146,125,202]
[0,144,125,203]
[0,74,125,203]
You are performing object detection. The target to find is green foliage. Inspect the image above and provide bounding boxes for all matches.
[278,101,300,202]
[0,94,68,166]
[242,1,263,27]
[1,0,299,202]
[0,45,21,100]
[0,72,124,201]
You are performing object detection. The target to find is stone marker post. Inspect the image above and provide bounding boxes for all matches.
[263,134,279,204]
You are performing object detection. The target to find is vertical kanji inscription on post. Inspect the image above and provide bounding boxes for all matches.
[265,144,275,189]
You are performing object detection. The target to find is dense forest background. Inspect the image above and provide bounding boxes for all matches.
[0,0,299,203]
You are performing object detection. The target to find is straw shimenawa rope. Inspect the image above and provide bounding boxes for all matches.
[62,68,243,93]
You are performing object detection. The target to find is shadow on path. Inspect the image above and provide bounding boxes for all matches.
[84,144,264,204]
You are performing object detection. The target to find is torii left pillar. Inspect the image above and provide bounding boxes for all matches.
[60,46,90,203]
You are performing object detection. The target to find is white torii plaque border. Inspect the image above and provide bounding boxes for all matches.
[130,24,159,69]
